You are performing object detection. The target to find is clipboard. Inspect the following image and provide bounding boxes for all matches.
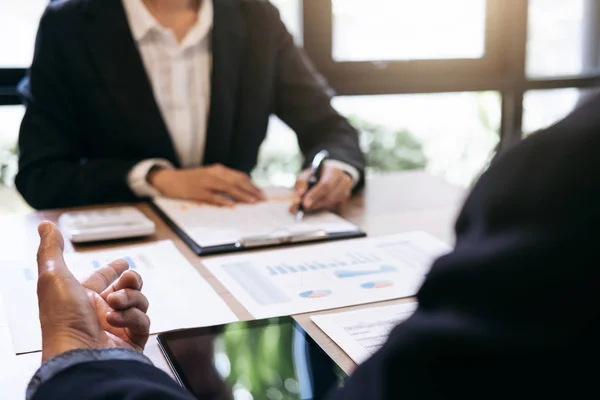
[150,198,366,256]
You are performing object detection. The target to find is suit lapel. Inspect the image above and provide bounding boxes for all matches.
[83,0,179,165]
[203,0,246,166]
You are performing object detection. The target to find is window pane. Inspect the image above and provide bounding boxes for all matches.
[269,0,303,45]
[523,89,583,135]
[252,117,302,187]
[332,0,486,62]
[333,93,500,187]
[254,93,501,188]
[0,106,24,186]
[0,0,47,67]
[526,0,590,77]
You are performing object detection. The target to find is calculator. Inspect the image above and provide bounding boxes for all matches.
[58,207,156,243]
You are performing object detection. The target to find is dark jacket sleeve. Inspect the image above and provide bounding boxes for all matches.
[269,6,365,189]
[16,5,139,210]
[31,360,195,400]
[327,93,600,399]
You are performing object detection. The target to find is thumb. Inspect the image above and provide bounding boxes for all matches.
[37,222,71,279]
[36,222,102,362]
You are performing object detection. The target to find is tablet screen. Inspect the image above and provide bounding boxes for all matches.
[158,317,346,400]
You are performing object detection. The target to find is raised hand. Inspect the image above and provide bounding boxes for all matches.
[36,222,150,362]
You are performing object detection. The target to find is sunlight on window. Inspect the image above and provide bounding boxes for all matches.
[0,0,47,67]
[0,106,24,147]
[254,93,500,188]
[523,89,581,135]
[332,0,486,62]
[333,93,500,187]
[527,0,585,77]
[269,0,303,45]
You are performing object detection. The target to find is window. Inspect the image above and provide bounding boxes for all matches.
[523,89,581,135]
[257,0,600,187]
[255,93,500,188]
[3,0,600,194]
[332,0,487,62]
[0,106,24,190]
[269,0,303,44]
[333,92,500,186]
[253,117,302,187]
[0,0,47,68]
[526,0,589,78]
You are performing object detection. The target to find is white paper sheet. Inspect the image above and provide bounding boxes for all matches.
[0,294,15,359]
[203,232,450,319]
[0,352,41,399]
[311,302,418,364]
[153,187,361,247]
[0,241,237,354]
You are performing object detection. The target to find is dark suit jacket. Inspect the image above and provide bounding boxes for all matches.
[16,0,364,210]
[32,94,600,399]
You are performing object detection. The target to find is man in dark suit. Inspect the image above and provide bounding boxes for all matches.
[28,93,600,399]
[17,0,364,210]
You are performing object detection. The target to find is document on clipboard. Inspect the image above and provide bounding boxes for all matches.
[151,187,366,255]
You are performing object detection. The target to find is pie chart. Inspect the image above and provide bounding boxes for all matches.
[361,281,394,289]
[299,289,332,298]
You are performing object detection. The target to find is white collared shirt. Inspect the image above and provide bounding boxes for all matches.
[123,0,358,197]
[124,0,212,196]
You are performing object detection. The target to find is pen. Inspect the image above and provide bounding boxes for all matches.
[295,150,329,222]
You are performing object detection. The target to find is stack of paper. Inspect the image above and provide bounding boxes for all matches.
[153,187,362,249]
[0,241,237,354]
[0,292,41,398]
[204,231,449,318]
[312,302,418,364]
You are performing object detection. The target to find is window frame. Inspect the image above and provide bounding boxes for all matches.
[304,0,508,94]
[2,0,600,148]
[302,0,600,151]
[0,69,24,106]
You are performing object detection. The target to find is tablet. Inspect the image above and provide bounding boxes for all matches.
[158,317,346,400]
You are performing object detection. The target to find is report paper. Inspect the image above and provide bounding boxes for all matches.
[153,187,361,248]
[203,232,450,319]
[0,241,237,354]
[311,302,418,364]
[0,353,41,399]
[0,294,14,359]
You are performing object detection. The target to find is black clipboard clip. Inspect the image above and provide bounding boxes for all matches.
[236,229,328,248]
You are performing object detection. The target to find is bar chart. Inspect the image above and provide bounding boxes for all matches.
[264,251,383,276]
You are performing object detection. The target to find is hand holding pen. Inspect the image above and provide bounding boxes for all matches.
[292,150,355,220]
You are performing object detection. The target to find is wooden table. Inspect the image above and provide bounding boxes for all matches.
[0,171,466,391]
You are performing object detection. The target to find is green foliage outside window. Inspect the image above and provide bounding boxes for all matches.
[349,115,427,174]
[251,115,427,186]
[0,142,17,187]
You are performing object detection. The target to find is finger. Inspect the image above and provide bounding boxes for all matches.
[209,165,264,201]
[199,192,236,207]
[323,174,353,205]
[223,185,261,204]
[227,170,265,201]
[100,270,143,300]
[295,169,311,197]
[107,288,150,313]
[106,309,150,338]
[316,181,350,211]
[303,170,343,210]
[82,259,129,294]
